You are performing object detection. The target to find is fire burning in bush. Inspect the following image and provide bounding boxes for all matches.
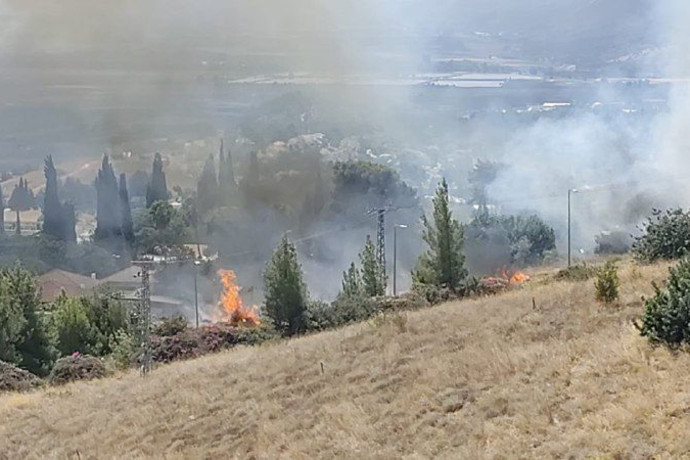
[481,268,531,294]
[217,269,261,326]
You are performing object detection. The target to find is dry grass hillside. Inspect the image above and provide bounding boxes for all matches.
[3,261,690,459]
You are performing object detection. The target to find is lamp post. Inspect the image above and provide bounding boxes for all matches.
[193,260,201,328]
[393,224,408,296]
[567,188,579,267]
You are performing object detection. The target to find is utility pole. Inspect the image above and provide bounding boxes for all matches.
[133,260,153,376]
[376,208,387,291]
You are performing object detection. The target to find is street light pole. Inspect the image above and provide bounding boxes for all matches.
[193,260,201,328]
[393,224,408,296]
[568,188,578,267]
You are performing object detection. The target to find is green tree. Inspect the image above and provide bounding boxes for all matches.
[95,155,122,243]
[218,139,237,195]
[263,237,308,336]
[197,154,219,214]
[43,156,77,242]
[594,261,620,304]
[0,265,55,375]
[119,173,135,246]
[8,178,35,236]
[146,152,169,208]
[360,235,386,297]
[640,258,690,348]
[339,262,363,300]
[414,178,468,292]
[51,291,130,356]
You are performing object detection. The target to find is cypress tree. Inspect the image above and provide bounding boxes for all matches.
[263,237,308,336]
[8,178,34,236]
[414,178,468,292]
[43,155,63,239]
[146,152,168,208]
[196,154,218,213]
[218,139,226,190]
[61,202,77,242]
[218,139,236,196]
[95,154,121,242]
[119,173,135,246]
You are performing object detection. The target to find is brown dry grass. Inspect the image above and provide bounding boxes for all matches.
[3,260,690,459]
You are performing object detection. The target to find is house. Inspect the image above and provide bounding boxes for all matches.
[99,265,144,293]
[38,269,100,303]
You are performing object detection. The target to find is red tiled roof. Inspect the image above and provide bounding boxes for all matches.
[38,269,100,303]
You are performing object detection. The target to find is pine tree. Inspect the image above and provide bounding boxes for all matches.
[414,178,468,292]
[119,173,135,246]
[339,262,363,300]
[263,237,309,336]
[196,154,219,214]
[146,152,168,208]
[360,235,385,297]
[95,154,122,242]
[8,178,34,236]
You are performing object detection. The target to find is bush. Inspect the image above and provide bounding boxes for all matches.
[109,330,136,370]
[0,265,56,376]
[595,231,632,255]
[594,262,620,304]
[0,360,41,392]
[153,315,188,337]
[555,263,596,282]
[50,292,130,357]
[633,208,690,263]
[48,354,106,385]
[639,258,690,348]
[151,324,275,364]
[304,297,379,332]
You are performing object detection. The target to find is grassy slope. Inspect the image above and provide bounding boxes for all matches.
[2,261,690,460]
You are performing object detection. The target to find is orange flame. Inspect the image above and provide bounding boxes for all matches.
[509,272,531,285]
[500,268,531,286]
[217,269,261,326]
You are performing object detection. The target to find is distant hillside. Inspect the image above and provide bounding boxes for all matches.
[3,260,690,459]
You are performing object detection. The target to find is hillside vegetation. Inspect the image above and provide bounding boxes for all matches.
[3,260,690,459]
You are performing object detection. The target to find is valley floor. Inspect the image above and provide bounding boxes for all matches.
[2,261,690,459]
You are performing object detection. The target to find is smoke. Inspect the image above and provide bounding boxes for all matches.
[0,0,685,300]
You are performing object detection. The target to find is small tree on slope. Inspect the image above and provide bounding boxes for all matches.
[263,237,309,336]
[414,178,468,292]
[640,258,690,348]
[360,235,386,297]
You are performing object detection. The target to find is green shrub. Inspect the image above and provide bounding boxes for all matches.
[594,262,620,304]
[153,315,188,337]
[0,360,42,392]
[555,263,596,282]
[0,265,56,376]
[633,208,690,263]
[48,354,106,385]
[639,258,690,348]
[109,330,136,370]
[50,292,130,357]
[304,297,379,332]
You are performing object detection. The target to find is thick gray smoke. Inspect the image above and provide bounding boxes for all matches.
[0,0,682,301]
